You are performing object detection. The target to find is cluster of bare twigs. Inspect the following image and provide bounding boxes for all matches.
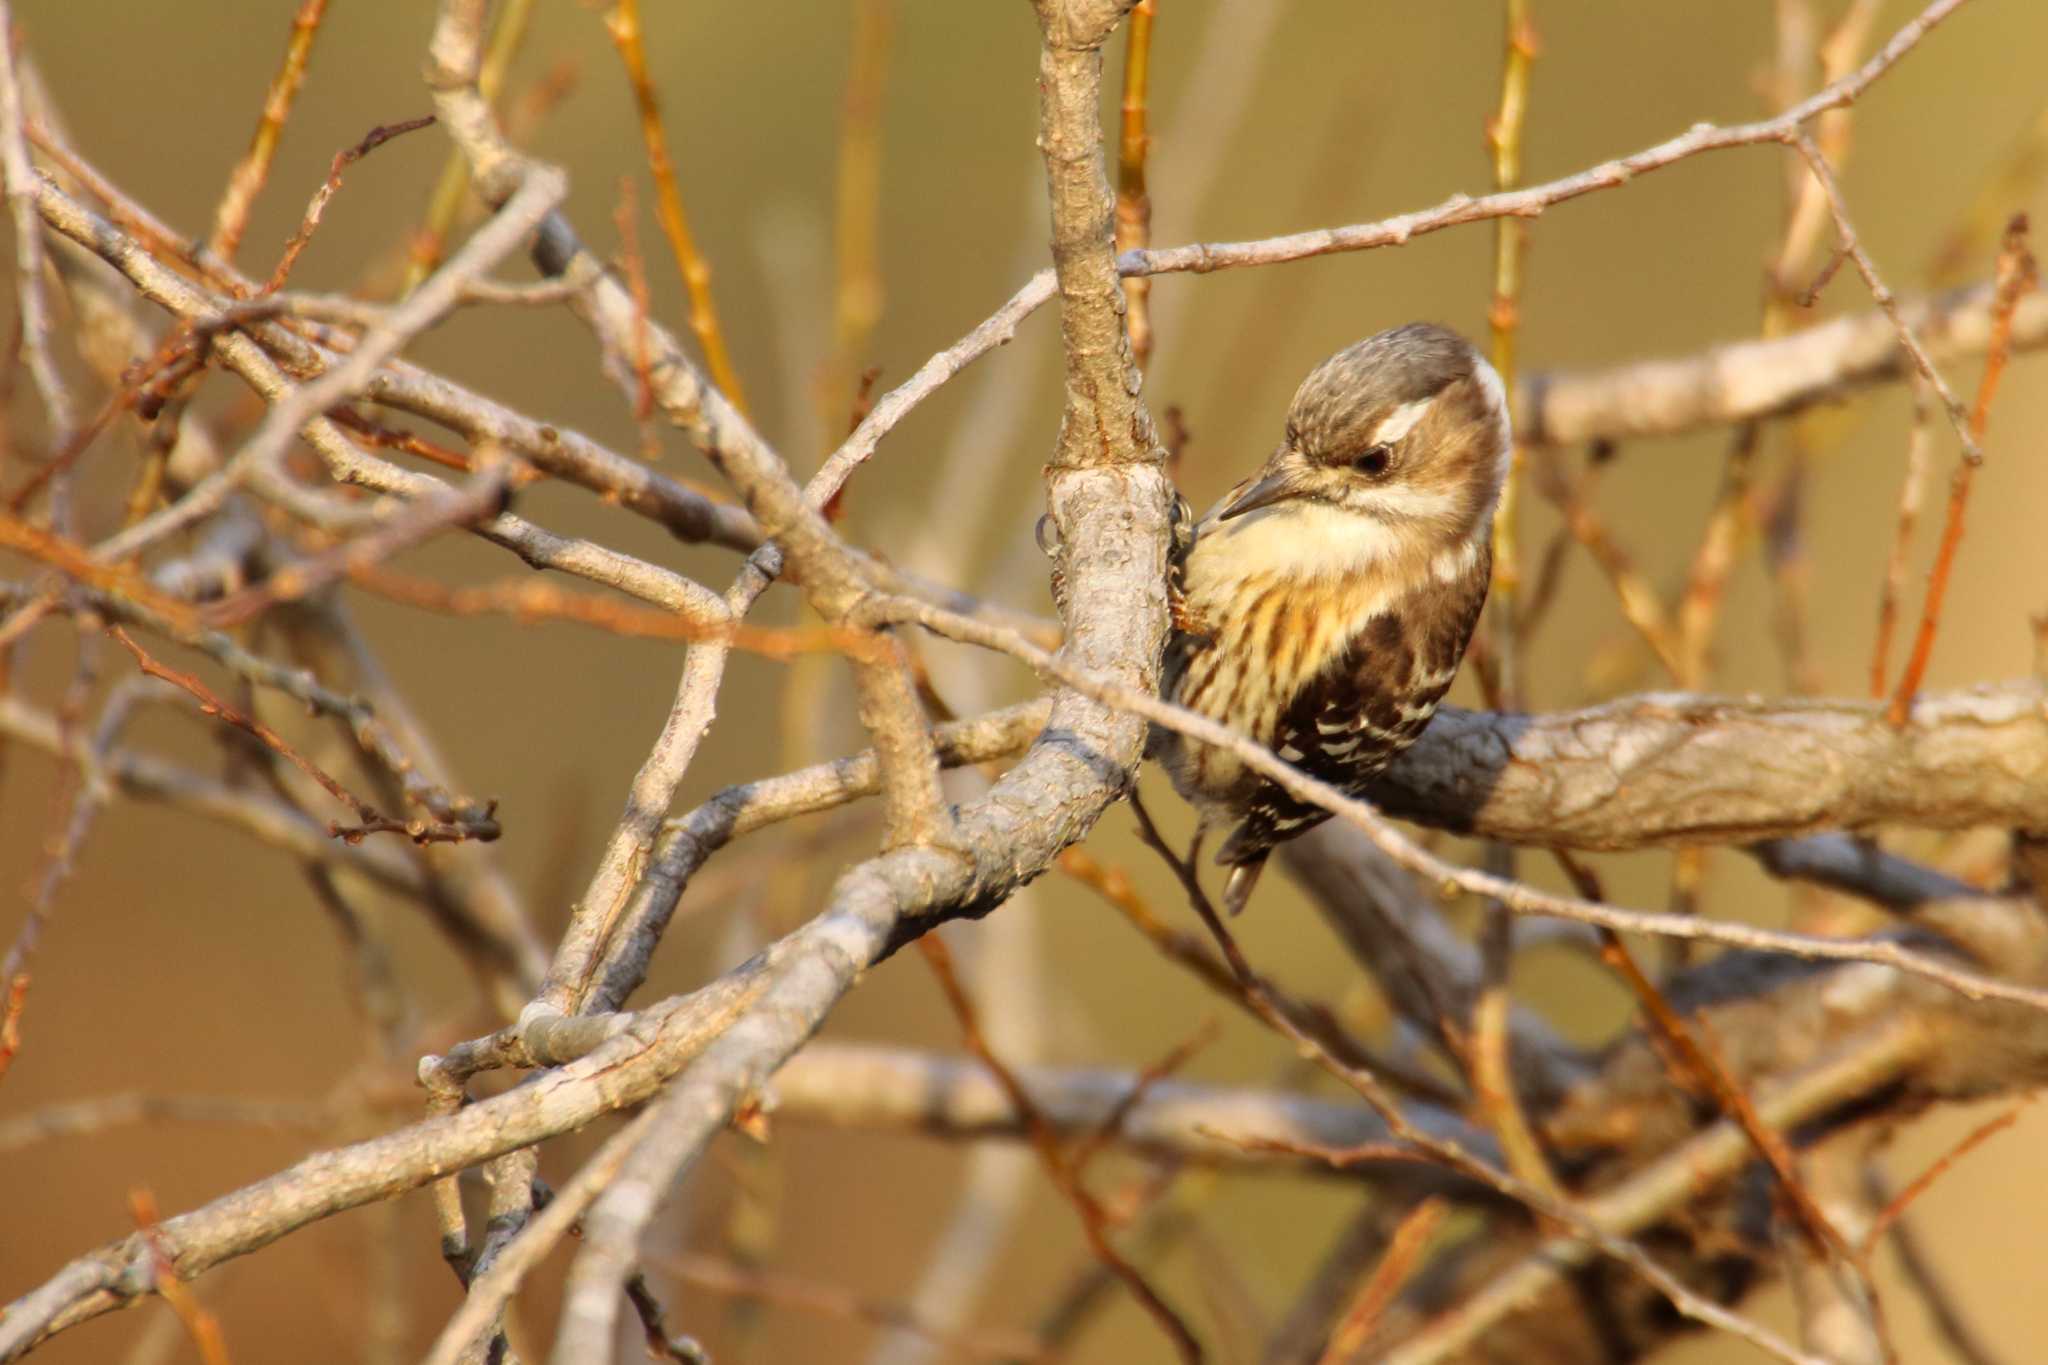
[3,0,2048,1362]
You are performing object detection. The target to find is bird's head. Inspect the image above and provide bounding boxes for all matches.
[1213,323,1511,557]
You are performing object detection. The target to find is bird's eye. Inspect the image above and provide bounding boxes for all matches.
[1352,444,1392,477]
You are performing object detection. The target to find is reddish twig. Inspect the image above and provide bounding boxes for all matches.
[1861,1101,2030,1255]
[325,408,474,473]
[917,932,1203,1363]
[105,624,365,817]
[824,0,892,426]
[105,625,481,847]
[1599,927,1849,1261]
[5,331,206,513]
[1059,842,1455,1103]
[1886,214,2037,724]
[1798,245,1851,306]
[206,0,331,264]
[1556,852,1854,1264]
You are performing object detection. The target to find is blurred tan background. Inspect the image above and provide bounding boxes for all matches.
[4,1,2047,1360]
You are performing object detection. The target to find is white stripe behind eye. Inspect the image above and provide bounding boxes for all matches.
[1369,397,1436,447]
[1471,354,1513,485]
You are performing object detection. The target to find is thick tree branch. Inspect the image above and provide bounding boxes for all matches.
[1373,683,2048,849]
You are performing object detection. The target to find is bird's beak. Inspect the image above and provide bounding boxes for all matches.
[1218,447,1311,521]
[1217,472,1295,520]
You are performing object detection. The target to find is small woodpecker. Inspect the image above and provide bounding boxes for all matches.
[1151,322,1509,914]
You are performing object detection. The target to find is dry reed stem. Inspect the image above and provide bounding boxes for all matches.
[1870,378,1934,696]
[1115,0,1156,368]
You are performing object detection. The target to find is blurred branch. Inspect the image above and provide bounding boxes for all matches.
[771,1041,1488,1181]
[0,1094,326,1155]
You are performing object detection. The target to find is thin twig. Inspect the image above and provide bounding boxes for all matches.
[1861,1101,2029,1254]
[261,115,437,295]
[1875,1175,2013,1365]
[612,174,659,451]
[1594,920,1851,1264]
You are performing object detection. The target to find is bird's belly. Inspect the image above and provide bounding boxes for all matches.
[1162,571,1380,815]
